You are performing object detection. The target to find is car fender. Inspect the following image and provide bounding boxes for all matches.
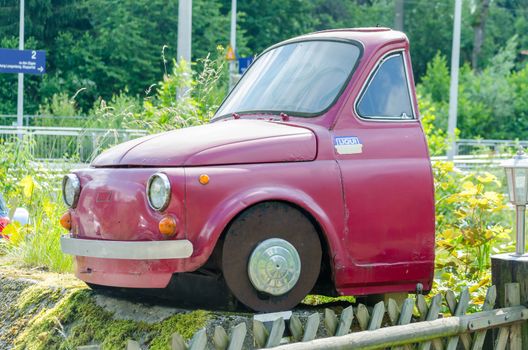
[184,167,345,274]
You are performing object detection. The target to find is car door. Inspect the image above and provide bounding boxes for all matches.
[332,51,435,293]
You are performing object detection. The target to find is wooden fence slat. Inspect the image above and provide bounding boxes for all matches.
[398,298,415,326]
[189,329,207,350]
[456,288,472,350]
[289,314,303,342]
[126,340,141,350]
[302,313,320,342]
[253,320,269,349]
[356,303,370,331]
[446,287,470,350]
[324,309,338,336]
[228,323,247,350]
[494,327,509,350]
[417,294,429,321]
[418,294,442,350]
[505,283,522,350]
[471,285,497,350]
[429,294,444,350]
[393,298,415,350]
[335,306,354,336]
[213,326,229,350]
[445,290,457,315]
[172,333,188,350]
[387,298,400,326]
[368,301,385,331]
[265,317,285,348]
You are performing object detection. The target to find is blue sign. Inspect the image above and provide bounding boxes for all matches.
[0,48,46,75]
[238,56,254,74]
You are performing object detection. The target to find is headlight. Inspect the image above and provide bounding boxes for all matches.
[62,174,81,208]
[147,173,171,211]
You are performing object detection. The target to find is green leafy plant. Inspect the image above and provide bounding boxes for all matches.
[0,139,73,272]
[142,49,227,131]
[432,161,513,304]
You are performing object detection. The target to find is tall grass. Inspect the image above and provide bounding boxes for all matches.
[0,139,73,272]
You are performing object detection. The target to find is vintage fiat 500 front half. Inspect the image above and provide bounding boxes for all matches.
[60,166,194,288]
[59,119,318,289]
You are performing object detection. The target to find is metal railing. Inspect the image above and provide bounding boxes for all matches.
[0,114,88,127]
[0,126,148,163]
[456,139,528,156]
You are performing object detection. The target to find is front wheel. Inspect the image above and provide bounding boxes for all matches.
[222,202,322,312]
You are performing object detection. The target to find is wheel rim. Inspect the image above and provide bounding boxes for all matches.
[247,238,301,296]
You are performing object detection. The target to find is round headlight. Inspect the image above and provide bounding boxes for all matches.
[62,174,81,208]
[147,173,171,211]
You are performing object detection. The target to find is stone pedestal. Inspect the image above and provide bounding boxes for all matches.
[491,253,528,346]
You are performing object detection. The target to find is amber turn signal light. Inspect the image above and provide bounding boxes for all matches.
[199,174,210,185]
[159,216,178,237]
[60,212,72,230]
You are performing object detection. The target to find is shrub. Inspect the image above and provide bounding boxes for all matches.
[432,160,513,303]
[0,140,72,272]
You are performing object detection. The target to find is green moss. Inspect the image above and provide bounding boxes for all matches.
[16,284,62,312]
[302,294,356,306]
[148,310,209,350]
[0,279,68,347]
[13,288,210,349]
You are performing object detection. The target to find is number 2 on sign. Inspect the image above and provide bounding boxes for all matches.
[31,51,36,59]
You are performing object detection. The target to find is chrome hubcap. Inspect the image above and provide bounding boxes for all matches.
[248,238,301,296]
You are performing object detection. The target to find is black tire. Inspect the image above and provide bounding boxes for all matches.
[222,202,322,312]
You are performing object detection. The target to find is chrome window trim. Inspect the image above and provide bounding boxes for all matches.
[354,49,418,123]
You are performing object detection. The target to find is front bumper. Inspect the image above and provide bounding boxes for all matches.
[61,236,193,260]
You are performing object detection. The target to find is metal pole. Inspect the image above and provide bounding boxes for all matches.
[394,0,404,32]
[17,0,25,135]
[177,0,192,63]
[447,0,462,160]
[515,205,526,256]
[229,0,237,90]
[177,0,192,99]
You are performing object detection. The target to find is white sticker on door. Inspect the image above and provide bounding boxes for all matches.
[334,136,363,154]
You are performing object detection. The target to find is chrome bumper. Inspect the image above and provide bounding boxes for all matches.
[60,236,193,260]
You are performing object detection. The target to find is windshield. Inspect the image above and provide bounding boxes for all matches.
[214,40,361,119]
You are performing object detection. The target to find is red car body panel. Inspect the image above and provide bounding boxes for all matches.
[92,120,317,167]
[67,28,435,295]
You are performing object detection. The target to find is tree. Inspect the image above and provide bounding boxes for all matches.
[471,0,491,70]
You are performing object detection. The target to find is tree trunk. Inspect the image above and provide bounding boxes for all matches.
[472,0,491,70]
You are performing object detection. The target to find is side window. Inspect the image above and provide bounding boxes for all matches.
[357,53,414,120]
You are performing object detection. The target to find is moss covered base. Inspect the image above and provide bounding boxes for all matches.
[0,265,210,350]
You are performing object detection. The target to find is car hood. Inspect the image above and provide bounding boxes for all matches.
[92,119,317,167]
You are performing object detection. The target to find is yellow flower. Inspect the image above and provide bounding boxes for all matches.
[476,173,496,184]
[20,175,35,198]
[441,228,457,239]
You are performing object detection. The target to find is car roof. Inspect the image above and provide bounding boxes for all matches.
[270,28,408,52]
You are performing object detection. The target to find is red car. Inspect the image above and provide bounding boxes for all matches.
[60,28,435,312]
